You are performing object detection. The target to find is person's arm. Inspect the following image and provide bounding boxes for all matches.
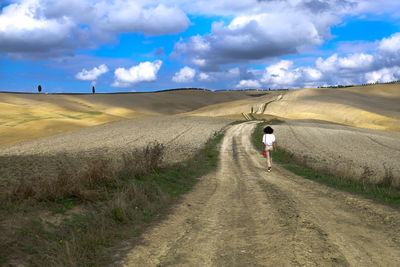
[262,135,265,150]
[273,141,277,152]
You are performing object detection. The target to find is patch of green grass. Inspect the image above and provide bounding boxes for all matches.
[152,132,223,196]
[252,122,400,205]
[59,113,82,120]
[229,120,247,125]
[50,198,80,214]
[0,255,7,264]
[84,111,102,116]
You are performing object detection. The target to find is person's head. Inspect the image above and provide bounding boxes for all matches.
[264,126,274,134]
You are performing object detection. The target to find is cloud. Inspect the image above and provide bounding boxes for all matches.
[98,3,189,35]
[179,0,355,17]
[0,0,189,58]
[228,67,240,77]
[379,33,400,54]
[0,0,76,58]
[113,60,162,87]
[236,79,261,89]
[174,12,337,70]
[75,64,109,81]
[198,72,212,81]
[315,53,374,73]
[355,0,400,16]
[253,31,400,88]
[173,0,348,70]
[261,60,302,88]
[376,33,400,67]
[172,66,196,83]
[192,58,207,67]
[365,67,400,84]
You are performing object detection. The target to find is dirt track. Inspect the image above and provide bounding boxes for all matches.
[118,122,400,266]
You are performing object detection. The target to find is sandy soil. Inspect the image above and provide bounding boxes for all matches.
[0,116,233,189]
[273,120,400,186]
[116,122,400,266]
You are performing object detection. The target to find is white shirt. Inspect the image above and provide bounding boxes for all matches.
[263,134,276,146]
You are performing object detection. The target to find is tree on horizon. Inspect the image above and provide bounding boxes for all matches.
[38,85,42,93]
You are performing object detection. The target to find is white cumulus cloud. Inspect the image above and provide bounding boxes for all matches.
[236,79,261,89]
[261,60,302,88]
[315,53,374,73]
[256,31,400,89]
[113,60,162,87]
[75,64,109,81]
[379,33,400,54]
[198,72,211,81]
[172,66,196,83]
[365,66,400,84]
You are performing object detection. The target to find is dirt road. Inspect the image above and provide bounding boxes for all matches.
[119,122,400,266]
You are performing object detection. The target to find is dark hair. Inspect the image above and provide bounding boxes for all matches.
[264,126,274,134]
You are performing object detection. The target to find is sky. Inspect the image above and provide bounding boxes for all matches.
[1,0,400,93]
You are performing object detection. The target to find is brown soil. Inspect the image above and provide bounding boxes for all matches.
[274,119,400,186]
[117,122,400,266]
[0,116,233,190]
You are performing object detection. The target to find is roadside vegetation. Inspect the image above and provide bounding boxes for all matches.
[253,121,400,206]
[1,132,224,266]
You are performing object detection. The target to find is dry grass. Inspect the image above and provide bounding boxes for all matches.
[120,142,165,178]
[1,142,168,265]
[1,130,224,266]
[7,142,165,203]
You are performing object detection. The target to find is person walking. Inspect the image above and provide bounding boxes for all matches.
[262,126,277,172]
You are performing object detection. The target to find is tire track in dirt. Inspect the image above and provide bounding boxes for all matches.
[288,125,312,150]
[165,126,194,145]
[366,136,400,152]
[119,122,400,266]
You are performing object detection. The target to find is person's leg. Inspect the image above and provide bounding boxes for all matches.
[266,147,272,170]
[268,150,272,169]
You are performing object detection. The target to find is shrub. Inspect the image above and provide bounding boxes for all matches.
[120,142,165,179]
[8,142,165,203]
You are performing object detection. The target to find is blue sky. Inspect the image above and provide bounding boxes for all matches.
[1,0,400,93]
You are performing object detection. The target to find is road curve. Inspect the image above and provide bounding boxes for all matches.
[119,121,400,266]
